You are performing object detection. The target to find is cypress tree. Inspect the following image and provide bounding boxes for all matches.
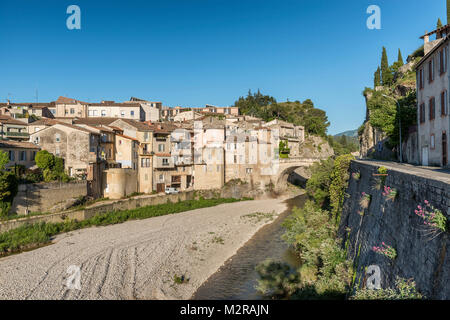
[448,0,450,24]
[437,18,443,29]
[397,49,404,66]
[381,47,392,86]
[374,67,381,88]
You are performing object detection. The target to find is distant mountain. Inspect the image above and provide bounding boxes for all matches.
[334,129,358,138]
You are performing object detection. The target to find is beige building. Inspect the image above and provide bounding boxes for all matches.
[202,104,239,116]
[87,101,144,121]
[0,116,29,141]
[29,122,100,177]
[0,140,40,169]
[417,25,450,166]
[54,96,89,118]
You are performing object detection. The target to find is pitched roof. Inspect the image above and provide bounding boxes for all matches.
[0,140,40,150]
[111,118,153,131]
[0,116,28,126]
[73,117,119,126]
[28,118,60,126]
[116,134,139,142]
[55,96,88,104]
[88,102,141,108]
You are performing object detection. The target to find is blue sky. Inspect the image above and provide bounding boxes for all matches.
[0,0,446,134]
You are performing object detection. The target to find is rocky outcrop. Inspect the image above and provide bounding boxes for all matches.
[298,135,334,159]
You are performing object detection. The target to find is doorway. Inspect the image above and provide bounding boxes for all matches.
[422,147,429,166]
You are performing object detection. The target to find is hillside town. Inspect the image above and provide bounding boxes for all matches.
[0,96,305,201]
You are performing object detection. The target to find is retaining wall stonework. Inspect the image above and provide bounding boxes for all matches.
[338,161,450,299]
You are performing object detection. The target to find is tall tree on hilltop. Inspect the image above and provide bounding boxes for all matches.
[374,67,381,88]
[397,49,404,66]
[448,0,450,24]
[437,18,443,29]
[381,47,393,86]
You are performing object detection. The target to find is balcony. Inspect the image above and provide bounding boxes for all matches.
[3,131,29,139]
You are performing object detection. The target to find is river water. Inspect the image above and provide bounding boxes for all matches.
[192,193,307,300]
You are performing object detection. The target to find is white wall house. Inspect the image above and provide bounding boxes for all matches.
[416,28,450,167]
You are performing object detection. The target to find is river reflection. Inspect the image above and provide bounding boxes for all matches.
[192,193,307,300]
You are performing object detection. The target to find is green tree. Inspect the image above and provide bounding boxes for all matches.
[329,154,354,223]
[0,151,18,218]
[0,150,8,170]
[381,47,393,86]
[35,150,55,170]
[437,18,443,29]
[374,66,381,88]
[397,48,404,66]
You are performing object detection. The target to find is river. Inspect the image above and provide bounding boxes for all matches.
[192,193,307,300]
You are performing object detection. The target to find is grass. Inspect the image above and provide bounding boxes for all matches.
[241,211,275,223]
[211,236,224,245]
[0,197,248,256]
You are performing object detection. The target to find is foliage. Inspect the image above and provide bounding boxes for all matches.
[0,150,8,170]
[351,277,423,300]
[374,67,381,88]
[415,201,447,233]
[0,151,19,218]
[327,135,358,156]
[397,48,404,66]
[0,197,245,255]
[35,150,69,182]
[382,186,397,200]
[437,18,443,29]
[329,154,354,221]
[372,242,397,260]
[381,47,393,86]
[305,158,334,208]
[279,140,290,158]
[255,260,301,299]
[233,91,330,137]
[279,201,354,299]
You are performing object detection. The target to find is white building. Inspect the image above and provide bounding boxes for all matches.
[416,25,450,167]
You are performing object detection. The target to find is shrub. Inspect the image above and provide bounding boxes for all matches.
[415,200,447,233]
[372,242,397,260]
[351,277,423,300]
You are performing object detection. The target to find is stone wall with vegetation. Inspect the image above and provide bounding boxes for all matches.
[338,161,450,299]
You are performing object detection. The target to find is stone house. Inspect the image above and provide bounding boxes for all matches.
[0,115,29,141]
[416,26,450,166]
[29,122,101,177]
[54,96,89,118]
[0,140,40,169]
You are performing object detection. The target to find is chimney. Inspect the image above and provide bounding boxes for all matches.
[424,31,429,44]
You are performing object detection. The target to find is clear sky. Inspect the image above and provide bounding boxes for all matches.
[0,0,446,134]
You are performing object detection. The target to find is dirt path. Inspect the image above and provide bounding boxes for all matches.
[0,198,288,300]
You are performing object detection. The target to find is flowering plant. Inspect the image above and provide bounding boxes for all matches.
[360,192,371,208]
[415,200,447,233]
[382,186,397,200]
[373,242,397,260]
[352,172,361,180]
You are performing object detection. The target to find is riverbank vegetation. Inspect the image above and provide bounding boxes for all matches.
[0,197,247,257]
[256,154,355,299]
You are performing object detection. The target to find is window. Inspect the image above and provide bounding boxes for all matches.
[70,108,75,114]
[162,158,169,166]
[419,68,424,89]
[429,59,435,83]
[158,144,165,152]
[159,174,164,182]
[440,47,448,75]
[246,168,253,174]
[55,147,60,156]
[101,110,107,117]
[429,97,436,120]
[20,151,26,161]
[441,91,448,116]
[431,134,436,149]
[420,103,426,123]
[34,136,40,144]
[31,151,36,161]
[55,133,61,142]
[141,158,151,167]
[121,110,125,117]
[130,111,135,117]
[9,150,15,161]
